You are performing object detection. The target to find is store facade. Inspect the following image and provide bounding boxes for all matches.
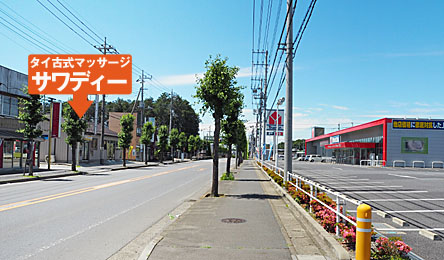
[305,118,444,167]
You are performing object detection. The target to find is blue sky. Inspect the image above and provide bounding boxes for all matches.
[2,0,444,141]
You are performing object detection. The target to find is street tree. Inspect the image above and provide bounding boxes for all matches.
[17,88,45,176]
[178,132,187,159]
[221,93,244,175]
[61,102,88,171]
[194,135,202,158]
[235,121,247,167]
[195,55,242,197]
[170,128,179,159]
[188,135,196,158]
[140,121,154,165]
[118,114,135,167]
[157,125,169,163]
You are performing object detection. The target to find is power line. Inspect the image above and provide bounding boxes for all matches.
[35,0,96,47]
[55,0,103,41]
[0,17,56,53]
[0,0,77,53]
[45,0,101,44]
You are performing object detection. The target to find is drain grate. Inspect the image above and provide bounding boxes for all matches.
[221,218,246,224]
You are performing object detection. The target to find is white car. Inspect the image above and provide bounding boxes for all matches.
[308,154,322,162]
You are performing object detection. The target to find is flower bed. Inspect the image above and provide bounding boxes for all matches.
[258,161,412,259]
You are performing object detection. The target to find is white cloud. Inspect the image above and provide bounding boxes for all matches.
[158,67,252,87]
[331,105,349,111]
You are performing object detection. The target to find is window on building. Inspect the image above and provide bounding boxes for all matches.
[0,95,19,117]
[2,96,10,115]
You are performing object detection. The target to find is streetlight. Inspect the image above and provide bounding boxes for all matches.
[275,97,285,172]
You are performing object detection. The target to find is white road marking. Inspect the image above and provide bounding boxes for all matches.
[328,181,384,185]
[361,198,444,202]
[20,173,206,260]
[376,228,444,231]
[332,185,402,189]
[343,190,428,194]
[333,167,343,171]
[388,173,417,179]
[385,209,444,213]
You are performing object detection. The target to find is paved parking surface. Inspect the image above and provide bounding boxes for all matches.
[285,160,444,260]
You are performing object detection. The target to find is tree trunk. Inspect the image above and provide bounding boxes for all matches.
[123,147,126,167]
[28,140,34,176]
[211,115,220,197]
[235,146,238,169]
[226,144,232,174]
[71,142,77,171]
[144,144,148,165]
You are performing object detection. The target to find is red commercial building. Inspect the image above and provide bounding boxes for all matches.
[305,118,444,167]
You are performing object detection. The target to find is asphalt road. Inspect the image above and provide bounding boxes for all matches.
[287,159,444,260]
[0,159,224,260]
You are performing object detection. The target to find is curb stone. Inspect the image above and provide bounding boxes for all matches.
[256,163,351,260]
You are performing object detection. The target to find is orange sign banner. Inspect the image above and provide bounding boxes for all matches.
[28,54,132,118]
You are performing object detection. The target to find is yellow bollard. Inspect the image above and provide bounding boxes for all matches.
[356,204,372,260]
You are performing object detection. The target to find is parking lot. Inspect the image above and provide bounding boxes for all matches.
[288,160,444,260]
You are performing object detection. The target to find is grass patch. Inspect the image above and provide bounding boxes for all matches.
[220,172,235,180]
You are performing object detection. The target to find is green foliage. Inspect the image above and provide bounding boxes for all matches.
[220,172,235,180]
[170,128,180,151]
[17,87,45,139]
[194,135,202,153]
[157,125,169,159]
[140,121,154,146]
[118,114,135,149]
[153,93,199,136]
[194,55,242,117]
[178,132,187,153]
[188,134,196,155]
[62,102,88,146]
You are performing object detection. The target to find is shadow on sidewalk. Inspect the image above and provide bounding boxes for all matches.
[225,193,282,200]
[234,179,269,182]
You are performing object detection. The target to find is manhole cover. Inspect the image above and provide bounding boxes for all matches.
[221,218,246,224]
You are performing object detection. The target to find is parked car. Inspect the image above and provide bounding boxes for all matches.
[308,154,322,162]
[304,155,310,161]
[295,156,305,161]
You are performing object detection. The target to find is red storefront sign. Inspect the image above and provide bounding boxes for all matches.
[324,142,376,149]
[52,102,61,138]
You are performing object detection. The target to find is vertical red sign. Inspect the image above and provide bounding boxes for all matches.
[0,139,3,168]
[52,102,61,138]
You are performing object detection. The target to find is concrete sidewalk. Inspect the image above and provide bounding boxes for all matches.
[144,160,335,260]
[0,160,167,184]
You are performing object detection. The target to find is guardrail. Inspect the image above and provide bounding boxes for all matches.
[432,161,444,168]
[393,160,406,167]
[360,160,371,167]
[412,160,425,168]
[258,159,420,260]
[260,160,360,237]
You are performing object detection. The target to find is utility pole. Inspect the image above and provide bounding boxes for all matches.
[94,37,117,165]
[262,51,268,163]
[169,90,174,160]
[252,50,267,161]
[284,0,293,182]
[47,97,55,170]
[137,70,152,162]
